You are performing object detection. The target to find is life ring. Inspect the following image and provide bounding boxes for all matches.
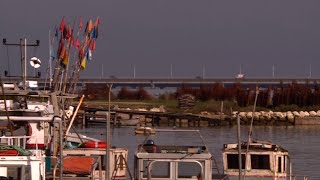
[80,141,108,148]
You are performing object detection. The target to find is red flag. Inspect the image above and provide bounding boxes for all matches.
[75,38,80,49]
[59,17,65,32]
[78,46,85,60]
[79,17,83,31]
[90,39,96,51]
[68,35,74,46]
[63,26,68,39]
[67,25,72,39]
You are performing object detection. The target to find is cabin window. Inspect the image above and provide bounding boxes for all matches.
[143,161,170,178]
[177,161,202,178]
[277,157,282,173]
[283,156,286,172]
[251,154,270,170]
[227,154,246,169]
[5,166,32,179]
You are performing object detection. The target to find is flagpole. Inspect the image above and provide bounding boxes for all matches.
[24,38,27,89]
[62,17,77,94]
[49,30,53,87]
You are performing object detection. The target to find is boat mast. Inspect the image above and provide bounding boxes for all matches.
[49,30,53,87]
[243,86,259,179]
[24,38,27,90]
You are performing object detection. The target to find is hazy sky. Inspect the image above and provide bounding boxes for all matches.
[1,0,320,79]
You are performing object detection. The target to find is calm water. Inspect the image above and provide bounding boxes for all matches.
[76,125,320,179]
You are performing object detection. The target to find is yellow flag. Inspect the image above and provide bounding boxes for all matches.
[62,52,68,65]
[81,56,87,70]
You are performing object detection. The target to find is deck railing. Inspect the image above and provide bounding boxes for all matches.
[0,135,42,157]
[0,135,32,149]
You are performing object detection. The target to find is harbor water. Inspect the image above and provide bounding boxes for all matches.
[76,125,320,179]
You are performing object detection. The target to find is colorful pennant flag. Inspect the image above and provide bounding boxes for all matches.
[81,54,87,70]
[62,51,69,65]
[90,39,96,51]
[86,19,93,34]
[75,38,80,49]
[59,17,65,32]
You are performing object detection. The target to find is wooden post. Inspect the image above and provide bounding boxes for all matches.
[82,113,86,129]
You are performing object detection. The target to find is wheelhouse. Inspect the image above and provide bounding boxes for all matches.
[223,141,291,180]
[134,129,228,180]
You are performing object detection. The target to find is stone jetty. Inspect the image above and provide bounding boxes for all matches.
[232,110,320,125]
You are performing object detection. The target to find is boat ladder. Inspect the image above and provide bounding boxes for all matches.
[111,153,133,180]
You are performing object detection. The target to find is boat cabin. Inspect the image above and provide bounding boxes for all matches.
[222,141,290,180]
[62,147,130,179]
[0,135,46,180]
[134,130,227,180]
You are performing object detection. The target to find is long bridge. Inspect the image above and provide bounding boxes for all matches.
[2,77,320,89]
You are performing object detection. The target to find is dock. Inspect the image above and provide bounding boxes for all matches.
[75,107,232,128]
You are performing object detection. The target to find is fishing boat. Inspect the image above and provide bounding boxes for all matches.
[223,140,291,180]
[0,135,46,180]
[61,147,131,179]
[0,17,133,179]
[222,88,308,180]
[134,129,228,180]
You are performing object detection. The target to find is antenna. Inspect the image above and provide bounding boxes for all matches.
[309,64,312,78]
[133,65,136,79]
[272,64,275,78]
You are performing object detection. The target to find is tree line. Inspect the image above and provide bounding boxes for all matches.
[82,82,320,107]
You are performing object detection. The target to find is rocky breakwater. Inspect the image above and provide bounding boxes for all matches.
[232,110,320,125]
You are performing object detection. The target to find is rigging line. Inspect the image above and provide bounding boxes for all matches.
[243,86,259,179]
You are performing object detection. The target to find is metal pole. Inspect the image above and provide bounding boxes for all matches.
[60,97,65,180]
[272,64,275,78]
[237,114,242,180]
[309,64,312,78]
[106,84,113,180]
[133,65,136,79]
[20,39,24,89]
[49,30,53,87]
[24,38,27,89]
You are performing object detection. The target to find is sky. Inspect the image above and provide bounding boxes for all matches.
[1,0,320,79]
